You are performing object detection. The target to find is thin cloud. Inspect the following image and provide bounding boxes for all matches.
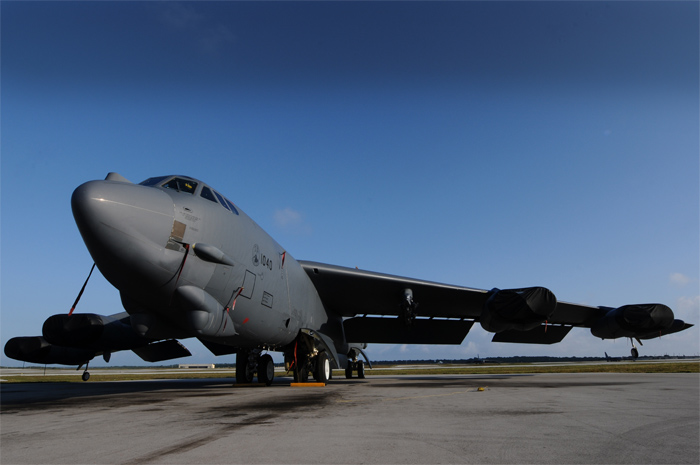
[676,295,700,320]
[274,208,312,235]
[156,3,235,55]
[199,24,235,55]
[158,3,204,30]
[670,272,692,287]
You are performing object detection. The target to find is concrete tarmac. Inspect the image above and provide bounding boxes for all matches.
[1,373,698,464]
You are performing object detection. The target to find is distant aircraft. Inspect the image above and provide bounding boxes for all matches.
[5,174,693,383]
[605,352,621,362]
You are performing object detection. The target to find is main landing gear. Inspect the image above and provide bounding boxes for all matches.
[345,349,367,379]
[345,359,365,379]
[284,335,332,384]
[236,350,275,386]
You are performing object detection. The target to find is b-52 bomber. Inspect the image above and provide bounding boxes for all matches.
[5,173,693,383]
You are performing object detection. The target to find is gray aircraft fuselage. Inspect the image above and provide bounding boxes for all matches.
[72,175,341,353]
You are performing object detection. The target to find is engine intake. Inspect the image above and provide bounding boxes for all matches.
[480,286,557,333]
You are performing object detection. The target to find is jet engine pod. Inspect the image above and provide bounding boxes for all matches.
[43,313,104,347]
[590,303,674,339]
[480,287,557,333]
[4,336,96,365]
[175,285,225,336]
[42,313,148,351]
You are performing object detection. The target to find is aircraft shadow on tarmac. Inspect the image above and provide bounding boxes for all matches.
[1,373,640,411]
[0,378,240,408]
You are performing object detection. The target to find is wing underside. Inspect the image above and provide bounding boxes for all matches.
[300,261,688,346]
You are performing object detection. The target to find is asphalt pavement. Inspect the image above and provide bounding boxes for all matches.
[1,373,698,464]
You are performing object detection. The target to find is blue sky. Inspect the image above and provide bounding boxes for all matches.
[2,1,698,367]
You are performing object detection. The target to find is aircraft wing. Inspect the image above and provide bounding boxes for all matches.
[5,311,192,367]
[300,261,490,319]
[299,261,687,346]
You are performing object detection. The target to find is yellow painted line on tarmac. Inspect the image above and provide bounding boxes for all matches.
[290,382,327,387]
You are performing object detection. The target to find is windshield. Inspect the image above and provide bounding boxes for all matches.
[162,178,198,194]
[139,176,170,187]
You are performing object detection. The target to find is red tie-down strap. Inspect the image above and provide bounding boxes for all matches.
[223,287,244,330]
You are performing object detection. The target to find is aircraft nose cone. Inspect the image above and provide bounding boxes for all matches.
[72,179,175,291]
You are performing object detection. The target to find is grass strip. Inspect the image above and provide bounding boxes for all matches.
[363,362,699,376]
[1,362,696,383]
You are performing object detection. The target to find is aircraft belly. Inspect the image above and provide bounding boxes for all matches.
[224,300,295,347]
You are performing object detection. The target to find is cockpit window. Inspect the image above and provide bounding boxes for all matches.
[163,178,198,194]
[200,186,218,203]
[214,191,239,215]
[140,176,170,187]
[140,176,239,215]
[213,191,230,211]
[224,198,240,215]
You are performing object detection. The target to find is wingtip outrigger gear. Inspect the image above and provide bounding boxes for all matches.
[77,360,91,381]
[630,337,642,359]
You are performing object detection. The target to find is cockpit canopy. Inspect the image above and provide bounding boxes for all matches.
[140,175,239,215]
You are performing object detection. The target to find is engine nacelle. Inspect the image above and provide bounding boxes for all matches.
[4,336,96,366]
[480,286,557,333]
[175,285,236,337]
[590,304,675,339]
[42,313,146,351]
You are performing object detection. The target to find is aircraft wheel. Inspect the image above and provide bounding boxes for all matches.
[357,360,365,379]
[82,371,90,382]
[631,347,639,359]
[314,352,330,384]
[293,362,310,382]
[258,354,274,386]
[345,364,353,379]
[294,368,309,383]
[236,351,254,384]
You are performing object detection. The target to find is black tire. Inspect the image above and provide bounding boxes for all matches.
[236,351,254,384]
[82,371,90,382]
[314,352,330,384]
[357,360,365,379]
[345,363,353,379]
[258,354,274,386]
[293,361,309,382]
[631,347,639,359]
